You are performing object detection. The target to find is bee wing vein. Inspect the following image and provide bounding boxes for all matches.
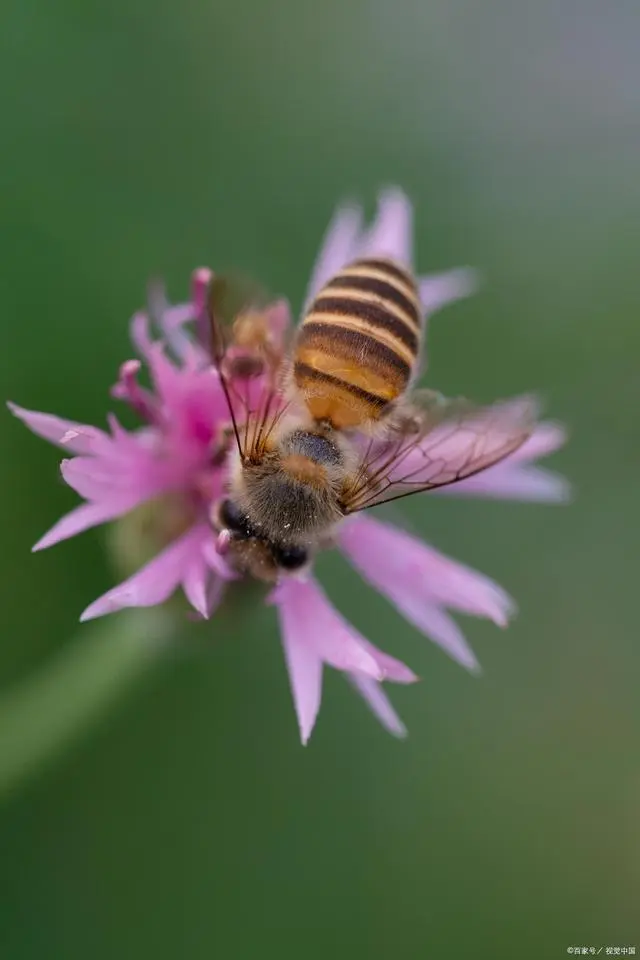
[341,399,536,512]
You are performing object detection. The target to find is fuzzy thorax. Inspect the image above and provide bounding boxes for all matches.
[228,428,350,544]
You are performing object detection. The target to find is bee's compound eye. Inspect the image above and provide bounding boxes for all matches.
[273,543,309,571]
[219,499,252,537]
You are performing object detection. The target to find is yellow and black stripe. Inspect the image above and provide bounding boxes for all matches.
[293,258,422,429]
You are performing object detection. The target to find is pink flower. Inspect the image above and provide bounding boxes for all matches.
[8,187,568,743]
[9,272,233,619]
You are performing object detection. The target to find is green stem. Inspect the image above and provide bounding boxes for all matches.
[0,609,174,803]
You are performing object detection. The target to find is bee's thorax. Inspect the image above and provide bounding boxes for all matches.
[229,427,349,544]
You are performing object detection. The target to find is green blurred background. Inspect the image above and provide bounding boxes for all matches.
[1,1,639,957]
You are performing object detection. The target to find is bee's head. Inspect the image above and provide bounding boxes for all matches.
[212,497,310,582]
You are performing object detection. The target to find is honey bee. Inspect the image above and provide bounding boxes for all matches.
[208,258,537,582]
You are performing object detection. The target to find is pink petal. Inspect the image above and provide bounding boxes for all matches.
[60,448,180,509]
[80,523,210,621]
[340,515,514,625]
[8,402,108,454]
[145,341,189,407]
[304,201,363,309]
[130,309,155,362]
[339,515,513,670]
[204,576,227,616]
[159,302,201,364]
[182,552,211,618]
[357,187,413,266]
[439,464,570,502]
[58,411,206,509]
[111,360,159,423]
[411,605,481,673]
[269,578,385,679]
[504,422,567,464]
[144,343,227,452]
[351,635,418,684]
[190,267,213,317]
[271,577,414,744]
[418,267,478,316]
[159,302,195,337]
[106,414,149,451]
[187,577,227,622]
[280,623,323,745]
[348,674,407,738]
[61,457,122,501]
[33,501,126,551]
[432,420,569,502]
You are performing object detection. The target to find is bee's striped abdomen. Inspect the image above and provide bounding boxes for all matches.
[294,258,422,429]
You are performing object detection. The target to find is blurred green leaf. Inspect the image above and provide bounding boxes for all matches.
[208,270,272,326]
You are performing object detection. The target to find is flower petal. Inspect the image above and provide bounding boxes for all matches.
[280,622,323,745]
[146,277,198,363]
[269,577,385,679]
[304,201,363,308]
[431,420,569,502]
[351,636,419,684]
[190,267,213,317]
[339,516,516,671]
[111,360,159,423]
[410,605,480,673]
[271,577,415,743]
[339,515,514,627]
[182,552,211,618]
[348,674,408,738]
[33,501,126,551]
[60,457,122,501]
[158,302,195,347]
[357,187,413,266]
[503,422,567,464]
[80,524,210,621]
[142,342,228,453]
[439,464,571,502]
[418,267,478,316]
[130,309,155,362]
[60,446,181,513]
[8,402,107,454]
[204,576,227,616]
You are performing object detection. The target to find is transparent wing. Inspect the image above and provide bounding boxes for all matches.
[206,272,292,463]
[341,395,539,513]
[209,268,276,321]
[206,270,272,359]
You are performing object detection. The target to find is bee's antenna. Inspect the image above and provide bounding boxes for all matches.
[205,282,245,461]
